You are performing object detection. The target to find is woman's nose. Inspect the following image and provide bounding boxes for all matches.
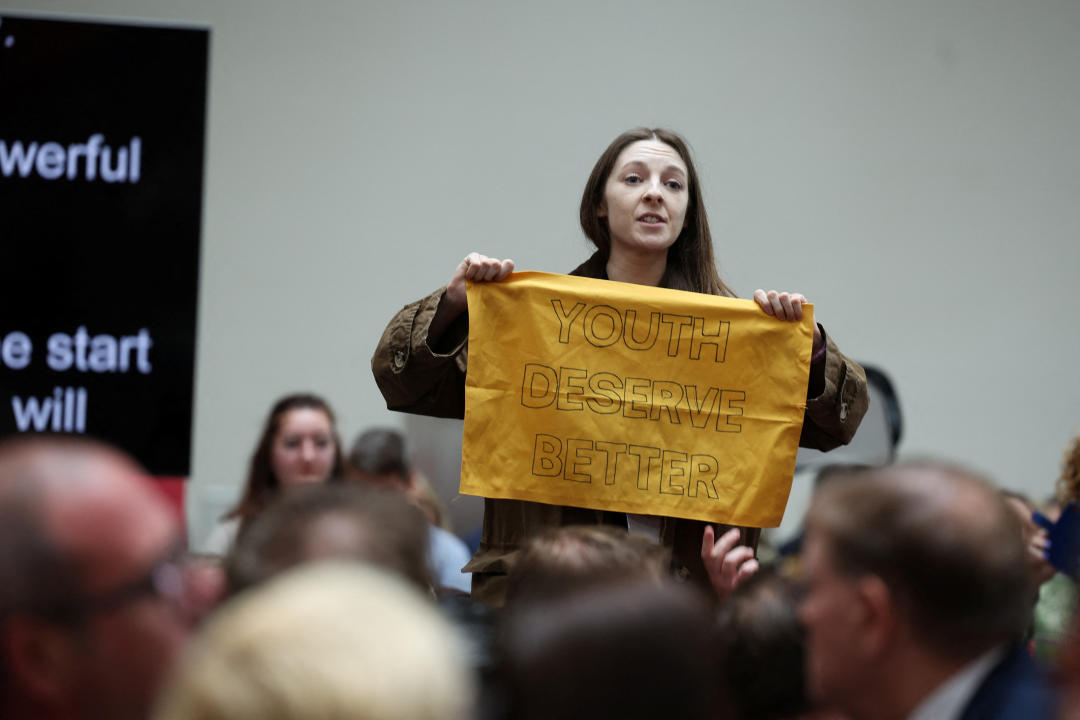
[300,441,316,461]
[642,179,663,202]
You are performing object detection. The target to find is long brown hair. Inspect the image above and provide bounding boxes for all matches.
[1057,432,1080,504]
[223,393,345,525]
[579,128,734,298]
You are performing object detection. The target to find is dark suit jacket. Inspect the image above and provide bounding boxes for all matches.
[960,645,1056,720]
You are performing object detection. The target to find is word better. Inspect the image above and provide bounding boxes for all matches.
[531,432,726,500]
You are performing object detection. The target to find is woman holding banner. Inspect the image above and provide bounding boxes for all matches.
[373,128,869,605]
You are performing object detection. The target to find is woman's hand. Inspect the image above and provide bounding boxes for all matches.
[1028,529,1057,586]
[429,253,515,346]
[443,253,515,314]
[754,289,822,349]
[701,526,759,602]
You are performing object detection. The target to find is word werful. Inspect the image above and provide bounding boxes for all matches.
[0,134,142,183]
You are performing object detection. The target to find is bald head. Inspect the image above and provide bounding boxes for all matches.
[0,434,145,488]
[1,436,178,590]
[0,436,187,720]
[805,462,1030,658]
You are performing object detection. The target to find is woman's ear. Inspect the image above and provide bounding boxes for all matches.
[597,203,607,219]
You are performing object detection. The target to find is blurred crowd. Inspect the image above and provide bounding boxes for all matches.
[0,393,1077,720]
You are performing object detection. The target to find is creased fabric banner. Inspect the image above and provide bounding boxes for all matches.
[461,272,813,528]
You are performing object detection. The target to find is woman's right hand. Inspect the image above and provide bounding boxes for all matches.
[443,253,515,314]
[701,525,759,602]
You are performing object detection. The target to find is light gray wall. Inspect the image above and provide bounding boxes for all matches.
[10,0,1079,545]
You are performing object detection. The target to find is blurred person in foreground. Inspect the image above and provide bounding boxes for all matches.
[224,482,431,597]
[799,462,1057,720]
[0,436,195,720]
[503,521,758,608]
[495,575,731,720]
[154,562,474,720]
[717,568,849,720]
[502,524,669,607]
[1060,607,1080,720]
[223,482,497,678]
[1039,432,1080,662]
[348,428,472,593]
[1000,489,1075,662]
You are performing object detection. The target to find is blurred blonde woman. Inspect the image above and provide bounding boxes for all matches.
[154,563,473,720]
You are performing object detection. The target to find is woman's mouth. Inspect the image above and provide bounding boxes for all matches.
[637,213,666,224]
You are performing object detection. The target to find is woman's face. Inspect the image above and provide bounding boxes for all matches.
[599,139,690,260]
[271,407,337,488]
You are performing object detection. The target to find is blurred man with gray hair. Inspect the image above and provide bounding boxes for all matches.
[0,436,193,720]
[798,462,1056,720]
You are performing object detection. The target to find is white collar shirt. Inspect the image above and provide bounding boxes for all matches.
[906,647,1005,720]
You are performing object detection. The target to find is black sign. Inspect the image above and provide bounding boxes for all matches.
[0,14,208,475]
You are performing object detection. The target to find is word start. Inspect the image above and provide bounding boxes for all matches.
[2,327,153,373]
[3,327,155,434]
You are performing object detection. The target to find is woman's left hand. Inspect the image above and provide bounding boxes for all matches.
[754,289,822,349]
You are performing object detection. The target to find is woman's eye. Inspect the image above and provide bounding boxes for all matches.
[666,180,683,190]
[624,174,642,184]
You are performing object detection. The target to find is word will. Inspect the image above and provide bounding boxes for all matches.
[0,134,142,183]
[531,432,725,500]
[11,387,88,432]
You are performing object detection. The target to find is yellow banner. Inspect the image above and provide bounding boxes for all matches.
[460,272,812,528]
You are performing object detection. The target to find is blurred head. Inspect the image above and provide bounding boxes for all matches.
[0,436,192,720]
[798,462,1031,717]
[225,394,344,523]
[813,462,874,489]
[579,128,733,296]
[504,525,669,607]
[402,471,446,527]
[225,483,431,596]
[347,429,451,527]
[498,577,728,720]
[155,563,473,720]
[1060,607,1080,720]
[348,427,409,489]
[716,569,811,720]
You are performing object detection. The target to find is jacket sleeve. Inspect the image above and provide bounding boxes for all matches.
[799,326,871,452]
[371,287,470,420]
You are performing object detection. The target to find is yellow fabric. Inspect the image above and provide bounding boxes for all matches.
[461,272,813,528]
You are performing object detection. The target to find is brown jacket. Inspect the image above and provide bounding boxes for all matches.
[372,258,870,604]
